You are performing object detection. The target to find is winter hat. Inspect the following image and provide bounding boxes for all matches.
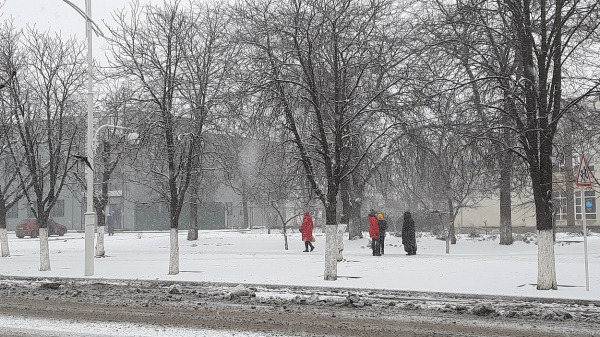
[377,213,384,220]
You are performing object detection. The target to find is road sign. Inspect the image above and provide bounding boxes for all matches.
[586,199,594,210]
[576,155,592,187]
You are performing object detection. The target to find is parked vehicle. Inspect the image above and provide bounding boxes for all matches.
[15,218,67,238]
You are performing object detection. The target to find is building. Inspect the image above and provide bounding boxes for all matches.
[457,156,598,234]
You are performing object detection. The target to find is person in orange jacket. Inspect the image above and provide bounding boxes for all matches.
[368,209,380,256]
[300,211,315,252]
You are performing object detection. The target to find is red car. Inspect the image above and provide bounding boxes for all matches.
[15,218,67,238]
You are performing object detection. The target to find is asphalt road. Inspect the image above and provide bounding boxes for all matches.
[0,276,598,336]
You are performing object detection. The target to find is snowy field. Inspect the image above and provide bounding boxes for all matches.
[1,229,599,301]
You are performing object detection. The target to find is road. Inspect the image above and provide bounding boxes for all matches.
[0,276,598,336]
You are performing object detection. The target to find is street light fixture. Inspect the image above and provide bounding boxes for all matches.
[94,124,137,149]
[63,0,104,276]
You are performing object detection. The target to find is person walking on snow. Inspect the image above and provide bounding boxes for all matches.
[107,214,115,236]
[377,213,388,255]
[368,209,380,256]
[402,211,417,255]
[300,211,315,252]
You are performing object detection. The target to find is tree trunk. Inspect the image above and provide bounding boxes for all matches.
[499,148,513,245]
[340,175,351,226]
[534,177,558,290]
[39,227,50,271]
[187,155,199,241]
[448,198,456,244]
[280,208,288,250]
[95,206,107,257]
[324,224,337,281]
[95,140,111,257]
[96,226,105,257]
[323,200,338,281]
[533,140,557,289]
[348,200,363,240]
[0,205,9,257]
[169,228,180,275]
[537,229,557,289]
[336,224,347,262]
[187,186,199,241]
[0,227,9,257]
[242,190,250,229]
[348,172,365,240]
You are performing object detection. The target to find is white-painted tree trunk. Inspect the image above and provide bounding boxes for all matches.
[39,228,51,271]
[336,224,347,262]
[324,225,337,280]
[0,228,10,257]
[95,226,105,257]
[168,228,179,275]
[537,229,557,290]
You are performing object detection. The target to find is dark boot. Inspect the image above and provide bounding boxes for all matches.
[303,241,310,252]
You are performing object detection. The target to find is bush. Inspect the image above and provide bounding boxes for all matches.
[468,228,480,238]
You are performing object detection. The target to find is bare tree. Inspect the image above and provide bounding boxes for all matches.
[179,1,237,240]
[425,0,600,289]
[0,20,28,257]
[108,0,198,274]
[6,28,85,271]
[391,100,494,244]
[236,0,408,280]
[421,0,522,245]
[90,83,137,256]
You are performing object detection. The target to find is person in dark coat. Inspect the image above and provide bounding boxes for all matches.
[377,213,388,255]
[402,211,416,255]
[107,215,115,236]
[368,209,380,256]
[300,211,315,252]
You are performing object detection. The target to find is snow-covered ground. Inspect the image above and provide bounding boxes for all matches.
[1,229,599,301]
[0,314,283,337]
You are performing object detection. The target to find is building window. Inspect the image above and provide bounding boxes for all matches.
[7,205,19,218]
[51,200,65,218]
[575,190,596,220]
[552,190,567,221]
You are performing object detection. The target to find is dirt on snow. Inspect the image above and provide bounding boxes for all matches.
[0,275,599,336]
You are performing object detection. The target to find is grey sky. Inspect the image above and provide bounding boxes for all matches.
[1,0,157,63]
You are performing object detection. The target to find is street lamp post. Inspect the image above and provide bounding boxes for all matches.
[63,0,104,276]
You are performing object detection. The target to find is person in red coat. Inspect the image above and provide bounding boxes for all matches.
[300,211,315,252]
[368,209,380,256]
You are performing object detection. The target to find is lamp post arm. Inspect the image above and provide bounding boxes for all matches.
[93,124,135,153]
[62,0,105,37]
[94,124,131,141]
